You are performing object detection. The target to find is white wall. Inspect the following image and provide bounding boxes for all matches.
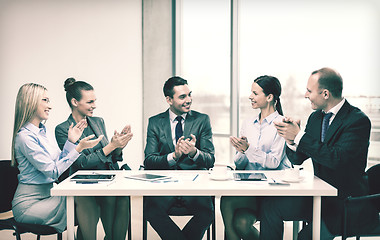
[0,0,143,169]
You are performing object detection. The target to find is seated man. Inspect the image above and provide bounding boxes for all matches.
[264,67,378,239]
[143,76,215,240]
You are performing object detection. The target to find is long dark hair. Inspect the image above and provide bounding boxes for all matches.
[254,75,283,115]
[64,78,94,108]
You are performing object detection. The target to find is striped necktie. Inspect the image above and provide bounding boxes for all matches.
[321,112,333,142]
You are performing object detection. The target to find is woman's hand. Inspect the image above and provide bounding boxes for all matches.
[76,134,104,152]
[230,136,249,153]
[110,130,133,149]
[68,119,87,143]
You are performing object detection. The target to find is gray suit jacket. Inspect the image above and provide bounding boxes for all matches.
[144,110,215,170]
[55,115,124,180]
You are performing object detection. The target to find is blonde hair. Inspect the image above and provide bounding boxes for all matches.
[11,83,47,166]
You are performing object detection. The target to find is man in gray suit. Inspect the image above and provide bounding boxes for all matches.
[144,76,215,240]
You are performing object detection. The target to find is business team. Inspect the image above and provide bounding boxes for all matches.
[10,67,376,239]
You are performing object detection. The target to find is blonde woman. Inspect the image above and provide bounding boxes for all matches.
[11,83,102,233]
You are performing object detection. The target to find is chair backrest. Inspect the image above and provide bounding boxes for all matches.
[367,164,380,194]
[0,160,19,213]
[366,163,380,210]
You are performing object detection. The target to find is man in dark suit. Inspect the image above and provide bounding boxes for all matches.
[144,76,215,240]
[260,67,378,239]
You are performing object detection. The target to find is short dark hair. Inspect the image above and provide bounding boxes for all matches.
[311,67,343,98]
[64,78,94,108]
[163,76,188,98]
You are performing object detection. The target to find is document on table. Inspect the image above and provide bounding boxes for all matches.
[167,172,200,182]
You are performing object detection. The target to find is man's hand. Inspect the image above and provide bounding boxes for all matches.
[174,136,185,160]
[273,117,301,144]
[179,134,197,158]
[230,136,249,153]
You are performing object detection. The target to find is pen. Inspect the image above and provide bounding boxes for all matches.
[192,174,199,181]
[107,180,116,186]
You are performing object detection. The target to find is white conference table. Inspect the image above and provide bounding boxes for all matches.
[51,169,337,240]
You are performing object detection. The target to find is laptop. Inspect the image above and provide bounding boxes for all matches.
[70,173,116,183]
[233,172,267,181]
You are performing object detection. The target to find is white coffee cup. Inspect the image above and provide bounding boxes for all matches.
[209,164,230,179]
[283,165,303,181]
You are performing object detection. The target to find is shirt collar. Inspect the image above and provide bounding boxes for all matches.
[324,98,345,116]
[169,109,187,122]
[254,111,280,124]
[23,122,46,134]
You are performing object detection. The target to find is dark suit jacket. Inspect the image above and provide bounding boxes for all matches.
[286,100,377,234]
[144,110,215,170]
[55,115,125,180]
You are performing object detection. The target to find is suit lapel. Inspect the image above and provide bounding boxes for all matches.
[86,117,108,147]
[162,110,175,152]
[183,111,194,139]
[324,101,349,142]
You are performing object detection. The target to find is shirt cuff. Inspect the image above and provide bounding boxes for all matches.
[286,142,297,152]
[167,153,177,167]
[63,140,79,154]
[63,140,80,159]
[294,130,305,145]
[189,149,200,161]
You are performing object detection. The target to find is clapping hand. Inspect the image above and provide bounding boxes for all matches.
[230,136,249,153]
[179,134,197,157]
[76,134,104,152]
[174,136,185,160]
[273,117,301,145]
[111,128,133,149]
[68,119,88,143]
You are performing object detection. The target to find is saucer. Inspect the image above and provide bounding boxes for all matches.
[281,176,304,183]
[209,174,233,181]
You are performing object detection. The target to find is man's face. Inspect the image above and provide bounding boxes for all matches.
[167,84,192,115]
[305,73,327,110]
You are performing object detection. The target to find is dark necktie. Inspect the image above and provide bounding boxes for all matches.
[321,112,333,142]
[175,116,183,143]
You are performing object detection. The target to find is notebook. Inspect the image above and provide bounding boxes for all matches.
[233,172,267,181]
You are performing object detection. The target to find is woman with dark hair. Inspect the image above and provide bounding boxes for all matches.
[55,78,133,240]
[11,83,102,233]
[220,75,291,240]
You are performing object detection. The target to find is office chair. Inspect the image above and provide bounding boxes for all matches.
[342,163,380,240]
[142,197,216,240]
[0,160,63,240]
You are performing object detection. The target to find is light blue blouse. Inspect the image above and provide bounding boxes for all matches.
[234,111,291,170]
[15,122,80,184]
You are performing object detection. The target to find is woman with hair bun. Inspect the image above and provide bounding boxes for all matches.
[55,78,133,240]
[11,83,102,233]
[220,75,291,240]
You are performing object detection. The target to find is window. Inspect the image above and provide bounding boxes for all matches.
[180,0,380,165]
[181,0,231,163]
